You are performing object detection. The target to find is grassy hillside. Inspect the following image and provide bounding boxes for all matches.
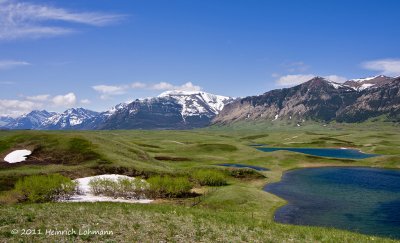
[0,123,399,242]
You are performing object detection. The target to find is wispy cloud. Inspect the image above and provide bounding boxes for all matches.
[80,99,91,105]
[0,0,125,40]
[26,94,50,101]
[0,60,30,69]
[362,59,400,76]
[276,74,347,86]
[282,61,310,73]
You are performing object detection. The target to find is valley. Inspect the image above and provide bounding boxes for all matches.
[0,123,399,242]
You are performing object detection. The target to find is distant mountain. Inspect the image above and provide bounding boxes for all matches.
[0,116,15,127]
[42,108,99,130]
[213,76,400,125]
[99,91,233,129]
[6,110,57,129]
[2,91,233,130]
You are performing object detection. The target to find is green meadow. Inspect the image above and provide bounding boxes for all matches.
[0,122,399,242]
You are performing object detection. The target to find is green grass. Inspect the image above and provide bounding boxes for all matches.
[0,123,399,242]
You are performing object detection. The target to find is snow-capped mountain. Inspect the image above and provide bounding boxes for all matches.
[43,108,99,130]
[343,75,393,91]
[158,90,234,119]
[99,91,234,129]
[6,110,57,129]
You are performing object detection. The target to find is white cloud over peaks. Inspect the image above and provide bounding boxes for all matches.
[0,0,124,40]
[92,81,203,99]
[362,59,400,76]
[175,82,202,92]
[151,82,202,91]
[324,75,348,83]
[0,99,40,117]
[151,82,174,90]
[52,92,77,107]
[276,74,315,86]
[276,74,347,86]
[0,60,30,70]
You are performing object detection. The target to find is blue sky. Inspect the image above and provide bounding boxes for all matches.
[1,0,400,116]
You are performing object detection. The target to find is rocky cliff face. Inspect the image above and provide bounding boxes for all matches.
[213,77,400,125]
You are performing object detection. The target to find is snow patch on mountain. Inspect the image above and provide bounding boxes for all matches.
[349,75,385,82]
[158,90,233,118]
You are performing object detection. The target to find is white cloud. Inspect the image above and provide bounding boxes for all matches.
[150,82,202,91]
[80,99,91,105]
[0,0,124,40]
[151,82,174,90]
[362,59,400,76]
[0,99,41,117]
[276,74,315,86]
[276,74,347,86]
[131,82,147,89]
[92,85,128,99]
[0,92,80,117]
[52,92,76,107]
[0,60,30,70]
[324,75,348,83]
[26,94,50,101]
[175,82,202,92]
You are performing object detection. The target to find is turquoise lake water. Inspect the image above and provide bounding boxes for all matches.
[264,167,400,239]
[256,147,378,159]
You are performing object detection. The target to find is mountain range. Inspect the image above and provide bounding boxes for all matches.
[1,91,233,130]
[213,75,400,125]
[1,75,399,130]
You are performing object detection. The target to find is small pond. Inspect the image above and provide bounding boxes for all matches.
[264,167,400,239]
[256,147,378,159]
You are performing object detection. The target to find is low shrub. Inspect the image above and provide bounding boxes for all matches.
[192,170,227,186]
[88,177,149,199]
[147,176,192,198]
[227,168,265,179]
[15,174,77,203]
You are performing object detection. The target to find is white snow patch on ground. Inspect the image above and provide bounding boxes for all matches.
[4,150,31,163]
[63,174,153,204]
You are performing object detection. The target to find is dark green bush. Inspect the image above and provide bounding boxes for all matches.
[147,176,192,198]
[15,174,77,203]
[227,168,265,179]
[192,170,227,186]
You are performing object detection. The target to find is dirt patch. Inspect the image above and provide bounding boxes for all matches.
[240,134,269,140]
[154,156,191,162]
